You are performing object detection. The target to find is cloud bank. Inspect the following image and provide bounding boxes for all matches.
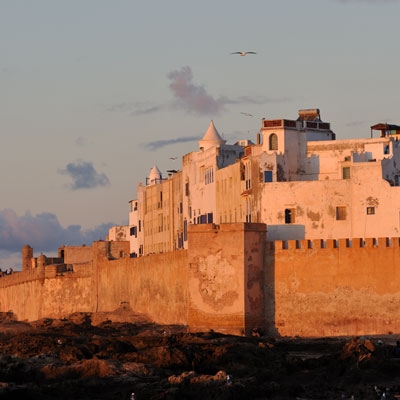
[0,208,113,255]
[58,161,110,190]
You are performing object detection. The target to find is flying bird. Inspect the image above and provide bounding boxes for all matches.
[241,112,253,117]
[231,51,257,56]
[170,157,178,161]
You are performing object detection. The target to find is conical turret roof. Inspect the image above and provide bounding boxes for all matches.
[198,120,226,150]
[148,165,162,186]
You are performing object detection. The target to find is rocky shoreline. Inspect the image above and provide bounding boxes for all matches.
[0,311,400,399]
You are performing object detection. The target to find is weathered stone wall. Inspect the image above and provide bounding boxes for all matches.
[63,246,93,264]
[187,223,266,335]
[1,225,400,338]
[0,248,188,325]
[93,250,189,325]
[0,265,95,321]
[268,237,400,337]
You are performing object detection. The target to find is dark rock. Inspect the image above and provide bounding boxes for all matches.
[0,313,399,399]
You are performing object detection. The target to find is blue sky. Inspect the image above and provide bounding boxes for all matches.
[1,0,400,268]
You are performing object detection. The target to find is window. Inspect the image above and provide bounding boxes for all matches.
[185,182,189,196]
[367,207,375,215]
[264,171,273,182]
[244,163,251,190]
[183,220,187,241]
[269,134,278,151]
[336,206,347,220]
[157,197,162,209]
[130,226,137,237]
[205,167,214,185]
[384,144,390,155]
[130,201,138,212]
[285,208,295,224]
[342,167,350,179]
[158,214,163,232]
[240,163,245,181]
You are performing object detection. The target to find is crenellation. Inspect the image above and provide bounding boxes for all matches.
[392,237,400,247]
[325,239,336,249]
[310,239,322,249]
[364,238,374,247]
[271,236,400,252]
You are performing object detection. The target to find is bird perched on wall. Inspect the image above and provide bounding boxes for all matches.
[231,51,256,56]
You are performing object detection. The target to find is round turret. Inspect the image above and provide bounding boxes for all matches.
[22,244,33,271]
[37,253,47,268]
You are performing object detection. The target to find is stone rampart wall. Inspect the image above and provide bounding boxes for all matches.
[93,250,188,324]
[0,249,188,325]
[1,226,400,337]
[0,265,95,321]
[267,237,400,337]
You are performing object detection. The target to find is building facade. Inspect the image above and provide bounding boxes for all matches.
[121,109,400,257]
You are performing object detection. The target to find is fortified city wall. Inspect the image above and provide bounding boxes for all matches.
[268,237,400,337]
[0,224,399,337]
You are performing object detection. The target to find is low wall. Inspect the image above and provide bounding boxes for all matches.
[269,237,400,337]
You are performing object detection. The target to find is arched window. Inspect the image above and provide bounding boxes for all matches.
[269,134,278,151]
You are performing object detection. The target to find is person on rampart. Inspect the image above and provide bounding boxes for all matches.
[0,268,14,277]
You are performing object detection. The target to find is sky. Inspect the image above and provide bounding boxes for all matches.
[1,0,400,269]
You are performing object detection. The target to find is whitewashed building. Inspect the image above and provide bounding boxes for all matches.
[116,109,400,257]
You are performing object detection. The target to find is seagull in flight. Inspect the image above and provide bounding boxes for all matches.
[170,157,178,161]
[231,51,257,56]
[241,112,253,117]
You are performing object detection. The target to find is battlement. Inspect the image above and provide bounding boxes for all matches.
[271,237,400,250]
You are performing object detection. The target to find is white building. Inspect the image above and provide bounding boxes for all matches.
[114,109,400,257]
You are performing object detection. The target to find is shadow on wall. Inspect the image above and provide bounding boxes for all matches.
[264,242,279,337]
[267,225,305,241]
